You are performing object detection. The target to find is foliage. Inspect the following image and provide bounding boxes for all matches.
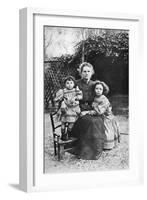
[44,30,129,110]
[73,31,128,64]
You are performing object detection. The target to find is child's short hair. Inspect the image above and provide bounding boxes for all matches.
[93,80,109,95]
[64,75,76,86]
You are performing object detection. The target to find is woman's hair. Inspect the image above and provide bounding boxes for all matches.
[93,80,109,95]
[78,62,95,76]
[64,75,76,87]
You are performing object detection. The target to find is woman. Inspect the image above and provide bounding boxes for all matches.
[71,62,119,160]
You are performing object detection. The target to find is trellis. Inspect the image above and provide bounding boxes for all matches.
[44,61,77,111]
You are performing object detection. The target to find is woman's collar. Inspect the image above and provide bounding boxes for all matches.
[81,78,91,84]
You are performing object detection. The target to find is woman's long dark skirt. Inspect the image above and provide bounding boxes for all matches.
[71,114,105,160]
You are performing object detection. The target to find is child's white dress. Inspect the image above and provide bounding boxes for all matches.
[54,87,82,123]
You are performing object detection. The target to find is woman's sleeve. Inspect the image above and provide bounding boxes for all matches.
[92,98,109,115]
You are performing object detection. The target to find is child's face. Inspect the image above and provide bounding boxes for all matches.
[65,80,75,90]
[95,84,103,96]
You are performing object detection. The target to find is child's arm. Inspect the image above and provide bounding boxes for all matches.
[92,97,110,115]
[75,86,83,100]
[54,89,64,107]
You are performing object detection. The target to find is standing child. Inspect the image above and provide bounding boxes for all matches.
[54,76,83,141]
[89,81,120,149]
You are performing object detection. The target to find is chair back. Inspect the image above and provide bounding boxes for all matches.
[50,109,61,137]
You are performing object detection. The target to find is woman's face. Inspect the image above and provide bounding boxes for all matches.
[95,84,103,96]
[81,66,92,81]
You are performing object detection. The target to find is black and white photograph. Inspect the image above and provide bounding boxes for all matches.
[0,0,145,196]
[44,26,129,173]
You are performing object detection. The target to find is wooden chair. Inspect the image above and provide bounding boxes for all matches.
[49,108,78,161]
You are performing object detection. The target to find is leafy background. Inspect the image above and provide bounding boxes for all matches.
[44,27,129,111]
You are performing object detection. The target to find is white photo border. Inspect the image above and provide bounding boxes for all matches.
[19,8,144,192]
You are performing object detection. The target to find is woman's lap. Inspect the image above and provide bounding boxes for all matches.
[71,115,105,159]
[71,114,119,159]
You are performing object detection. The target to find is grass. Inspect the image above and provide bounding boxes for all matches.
[44,114,129,174]
[44,95,129,173]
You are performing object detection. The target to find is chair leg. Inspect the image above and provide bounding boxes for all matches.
[57,144,60,161]
[54,141,57,156]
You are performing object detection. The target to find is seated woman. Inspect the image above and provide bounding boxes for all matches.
[71,62,120,160]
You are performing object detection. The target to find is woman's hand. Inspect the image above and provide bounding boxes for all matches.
[88,110,96,115]
[80,111,89,116]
